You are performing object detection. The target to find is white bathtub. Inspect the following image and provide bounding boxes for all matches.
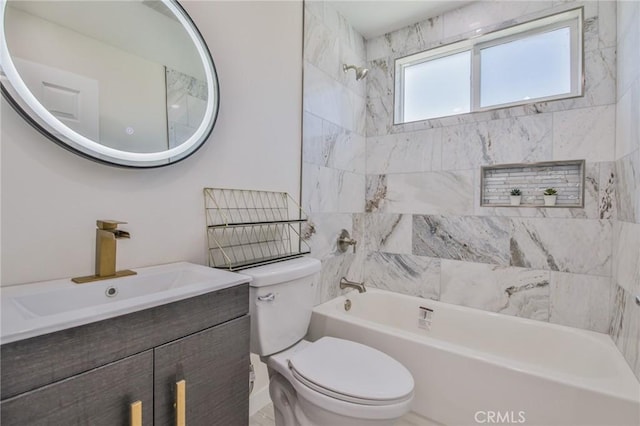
[307,289,640,426]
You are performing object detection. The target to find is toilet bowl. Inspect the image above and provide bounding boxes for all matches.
[241,257,414,426]
[268,338,414,425]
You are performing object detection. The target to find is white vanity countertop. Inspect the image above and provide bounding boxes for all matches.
[1,262,251,345]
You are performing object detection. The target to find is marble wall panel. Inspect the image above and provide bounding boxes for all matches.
[582,1,617,53]
[617,1,640,96]
[304,10,340,81]
[616,0,639,39]
[599,161,617,220]
[303,114,365,173]
[552,105,616,162]
[365,171,474,215]
[366,16,444,61]
[365,252,440,300]
[610,285,640,379]
[365,175,387,213]
[615,80,640,160]
[365,95,394,137]
[364,214,413,254]
[441,114,553,170]
[305,213,355,260]
[314,253,364,305]
[549,272,611,333]
[304,0,324,21]
[582,11,600,54]
[366,57,393,100]
[413,215,511,265]
[303,62,365,133]
[305,1,366,97]
[615,150,640,223]
[302,164,365,214]
[575,46,618,109]
[597,0,617,50]
[302,111,323,164]
[322,120,366,173]
[322,1,365,59]
[612,221,640,296]
[366,128,442,174]
[509,218,612,275]
[440,260,550,321]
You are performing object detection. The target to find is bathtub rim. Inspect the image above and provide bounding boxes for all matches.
[311,288,640,404]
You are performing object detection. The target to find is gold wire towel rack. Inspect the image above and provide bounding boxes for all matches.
[204,188,311,271]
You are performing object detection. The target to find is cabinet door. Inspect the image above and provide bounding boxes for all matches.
[0,350,153,426]
[154,315,250,426]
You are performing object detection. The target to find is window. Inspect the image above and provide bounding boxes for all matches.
[394,8,583,124]
[403,51,471,122]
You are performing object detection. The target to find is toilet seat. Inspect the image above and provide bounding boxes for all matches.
[287,337,414,406]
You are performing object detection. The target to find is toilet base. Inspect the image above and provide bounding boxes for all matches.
[268,371,405,426]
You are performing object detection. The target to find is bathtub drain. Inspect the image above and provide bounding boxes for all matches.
[344,299,351,311]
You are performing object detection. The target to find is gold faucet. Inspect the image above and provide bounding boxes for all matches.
[72,220,136,284]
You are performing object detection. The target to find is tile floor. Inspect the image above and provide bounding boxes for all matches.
[249,403,441,426]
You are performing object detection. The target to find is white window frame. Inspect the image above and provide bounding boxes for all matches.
[394,8,583,124]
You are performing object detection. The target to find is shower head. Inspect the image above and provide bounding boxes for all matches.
[343,64,369,81]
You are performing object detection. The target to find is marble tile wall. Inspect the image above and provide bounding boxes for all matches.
[302,1,638,379]
[302,1,366,304]
[612,0,640,379]
[362,0,618,336]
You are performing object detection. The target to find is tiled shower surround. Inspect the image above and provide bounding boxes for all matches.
[302,0,639,379]
[611,0,640,379]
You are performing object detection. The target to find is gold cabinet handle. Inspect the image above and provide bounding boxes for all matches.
[130,401,142,426]
[176,379,186,426]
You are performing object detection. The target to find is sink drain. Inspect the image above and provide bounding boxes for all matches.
[105,286,118,297]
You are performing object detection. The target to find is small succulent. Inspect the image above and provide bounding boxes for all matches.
[544,188,557,196]
[510,188,522,196]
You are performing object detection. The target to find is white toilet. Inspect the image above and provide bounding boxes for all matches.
[242,257,414,426]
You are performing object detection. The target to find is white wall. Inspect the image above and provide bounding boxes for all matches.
[6,6,168,152]
[1,0,303,286]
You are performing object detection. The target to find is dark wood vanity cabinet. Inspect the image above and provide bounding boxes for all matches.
[1,350,154,425]
[0,283,250,426]
[154,316,249,426]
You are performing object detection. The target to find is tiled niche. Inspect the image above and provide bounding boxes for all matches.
[481,160,585,207]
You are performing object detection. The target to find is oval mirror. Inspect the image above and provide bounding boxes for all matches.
[0,0,219,168]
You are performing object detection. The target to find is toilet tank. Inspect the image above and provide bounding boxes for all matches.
[241,257,321,356]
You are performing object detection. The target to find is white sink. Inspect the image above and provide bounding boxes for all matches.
[1,262,251,344]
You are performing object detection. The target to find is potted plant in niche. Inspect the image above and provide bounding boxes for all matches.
[510,188,522,206]
[543,188,558,206]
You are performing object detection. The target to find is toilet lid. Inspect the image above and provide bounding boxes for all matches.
[288,337,414,405]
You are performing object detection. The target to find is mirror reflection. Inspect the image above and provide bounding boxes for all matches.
[4,0,209,155]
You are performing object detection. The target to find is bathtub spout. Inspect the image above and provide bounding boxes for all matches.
[340,277,366,293]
